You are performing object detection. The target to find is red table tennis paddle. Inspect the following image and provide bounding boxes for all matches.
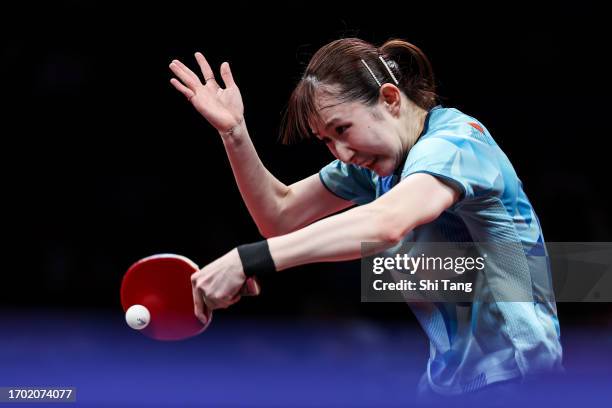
[120,253,260,341]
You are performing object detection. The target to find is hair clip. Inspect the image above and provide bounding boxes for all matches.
[378,56,399,85]
[360,59,381,87]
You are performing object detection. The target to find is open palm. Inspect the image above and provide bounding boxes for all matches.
[169,52,244,134]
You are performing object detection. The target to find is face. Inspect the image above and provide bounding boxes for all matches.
[309,93,404,177]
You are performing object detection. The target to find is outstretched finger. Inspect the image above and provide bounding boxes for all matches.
[169,61,198,89]
[170,78,195,100]
[173,59,201,82]
[220,62,236,89]
[195,52,217,85]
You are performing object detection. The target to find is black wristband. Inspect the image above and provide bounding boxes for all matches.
[237,240,277,278]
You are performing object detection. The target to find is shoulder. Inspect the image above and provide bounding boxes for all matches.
[399,107,503,201]
[426,106,491,141]
[409,107,496,159]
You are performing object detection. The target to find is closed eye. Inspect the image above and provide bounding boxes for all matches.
[335,125,349,135]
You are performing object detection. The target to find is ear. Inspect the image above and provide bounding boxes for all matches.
[379,84,402,117]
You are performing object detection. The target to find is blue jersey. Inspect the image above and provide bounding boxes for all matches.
[319,106,563,395]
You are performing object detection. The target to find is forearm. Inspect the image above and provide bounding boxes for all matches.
[267,203,401,271]
[263,174,458,272]
[220,121,288,237]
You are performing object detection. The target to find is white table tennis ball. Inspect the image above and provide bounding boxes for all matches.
[125,304,151,330]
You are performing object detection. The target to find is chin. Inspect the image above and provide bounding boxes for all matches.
[373,163,393,177]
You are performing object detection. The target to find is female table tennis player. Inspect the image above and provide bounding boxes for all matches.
[168,38,563,397]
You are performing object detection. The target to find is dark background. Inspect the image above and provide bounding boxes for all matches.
[3,2,610,325]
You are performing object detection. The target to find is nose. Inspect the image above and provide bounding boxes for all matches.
[331,141,355,163]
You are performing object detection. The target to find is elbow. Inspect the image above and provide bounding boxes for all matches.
[257,216,290,239]
[369,174,458,245]
[375,205,445,245]
[258,228,274,239]
[373,203,440,245]
[378,227,404,246]
[257,225,282,239]
[257,190,292,239]
[373,208,407,246]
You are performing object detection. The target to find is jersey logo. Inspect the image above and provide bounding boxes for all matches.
[469,122,484,133]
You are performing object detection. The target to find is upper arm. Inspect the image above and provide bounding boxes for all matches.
[276,173,354,235]
[372,173,459,242]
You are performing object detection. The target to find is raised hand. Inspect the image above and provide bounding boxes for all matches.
[169,52,244,135]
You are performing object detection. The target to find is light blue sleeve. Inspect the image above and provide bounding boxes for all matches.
[401,133,504,202]
[319,159,376,205]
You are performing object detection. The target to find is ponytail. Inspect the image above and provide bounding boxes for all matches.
[380,39,437,110]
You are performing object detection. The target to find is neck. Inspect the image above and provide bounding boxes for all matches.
[399,100,429,154]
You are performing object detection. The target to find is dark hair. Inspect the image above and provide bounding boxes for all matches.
[280,38,437,144]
